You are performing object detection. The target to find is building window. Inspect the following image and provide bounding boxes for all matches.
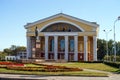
[70,40,74,52]
[60,39,65,51]
[50,39,54,51]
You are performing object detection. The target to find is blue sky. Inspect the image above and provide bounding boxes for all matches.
[0,0,120,51]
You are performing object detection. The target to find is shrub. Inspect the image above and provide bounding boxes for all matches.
[104,61,120,68]
[104,55,120,62]
[79,61,103,63]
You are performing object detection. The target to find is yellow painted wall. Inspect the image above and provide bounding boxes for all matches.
[27,16,95,33]
[26,15,98,39]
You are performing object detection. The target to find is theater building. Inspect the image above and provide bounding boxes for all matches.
[24,13,99,61]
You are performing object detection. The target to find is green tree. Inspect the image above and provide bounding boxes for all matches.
[108,39,114,55]
[3,48,12,55]
[116,41,120,55]
[10,45,17,55]
[16,46,26,51]
[3,45,26,55]
[97,39,106,60]
[0,52,7,60]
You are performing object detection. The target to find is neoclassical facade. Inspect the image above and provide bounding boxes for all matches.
[24,13,99,61]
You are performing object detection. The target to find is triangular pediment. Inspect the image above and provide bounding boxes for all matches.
[24,13,99,32]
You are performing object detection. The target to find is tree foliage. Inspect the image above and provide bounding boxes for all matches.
[3,45,26,55]
[97,39,106,60]
[97,38,120,61]
[0,52,7,60]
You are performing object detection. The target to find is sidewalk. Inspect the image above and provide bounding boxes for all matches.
[0,69,119,80]
[0,74,108,80]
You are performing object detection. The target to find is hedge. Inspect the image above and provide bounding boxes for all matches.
[104,61,120,68]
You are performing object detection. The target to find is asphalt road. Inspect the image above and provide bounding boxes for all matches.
[0,73,120,80]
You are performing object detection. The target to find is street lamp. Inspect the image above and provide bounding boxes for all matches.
[103,29,112,61]
[113,16,120,62]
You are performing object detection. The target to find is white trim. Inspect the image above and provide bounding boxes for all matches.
[44,32,78,36]
[84,36,88,61]
[93,36,97,61]
[74,36,78,61]
[54,36,58,60]
[45,36,48,60]
[24,13,99,29]
[61,14,99,28]
[65,36,68,61]
[24,13,62,28]
[39,20,84,32]
[27,36,31,59]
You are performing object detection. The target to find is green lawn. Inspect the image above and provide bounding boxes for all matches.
[0,62,119,77]
[25,64,40,67]
[54,62,119,72]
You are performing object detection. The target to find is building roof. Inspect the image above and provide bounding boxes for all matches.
[24,13,99,29]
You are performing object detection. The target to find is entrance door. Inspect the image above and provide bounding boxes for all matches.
[48,53,54,59]
[68,53,74,61]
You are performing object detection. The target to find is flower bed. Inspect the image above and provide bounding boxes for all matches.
[0,61,24,67]
[7,66,44,71]
[6,63,83,72]
[0,61,83,72]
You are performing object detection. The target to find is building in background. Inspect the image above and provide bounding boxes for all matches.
[5,51,27,61]
[24,13,99,61]
[17,51,27,59]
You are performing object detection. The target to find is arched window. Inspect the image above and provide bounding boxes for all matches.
[41,23,82,32]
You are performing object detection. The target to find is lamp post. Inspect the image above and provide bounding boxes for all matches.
[113,16,120,62]
[103,29,112,61]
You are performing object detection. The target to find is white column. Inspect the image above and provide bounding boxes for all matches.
[65,36,68,61]
[54,36,58,60]
[74,36,78,61]
[45,36,48,60]
[27,36,31,59]
[84,36,88,61]
[93,36,97,61]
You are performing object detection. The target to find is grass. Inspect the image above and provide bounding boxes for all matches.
[0,62,119,76]
[25,64,40,67]
[0,68,108,77]
[54,62,119,72]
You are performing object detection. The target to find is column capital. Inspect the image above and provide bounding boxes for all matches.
[84,36,87,37]
[74,35,78,37]
[54,35,58,38]
[65,35,68,38]
[84,36,87,40]
[93,36,97,39]
[45,35,49,37]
